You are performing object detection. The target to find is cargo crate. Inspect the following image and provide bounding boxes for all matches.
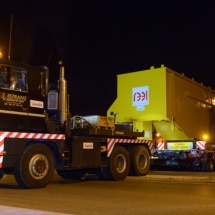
[82,115,114,129]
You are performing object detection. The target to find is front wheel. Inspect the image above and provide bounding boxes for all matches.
[101,146,130,181]
[14,144,55,188]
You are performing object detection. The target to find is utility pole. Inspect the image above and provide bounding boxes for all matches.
[8,13,13,60]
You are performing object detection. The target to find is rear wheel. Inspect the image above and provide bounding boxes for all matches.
[101,146,130,181]
[129,146,150,176]
[14,144,55,188]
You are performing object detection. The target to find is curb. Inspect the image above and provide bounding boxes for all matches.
[127,174,215,182]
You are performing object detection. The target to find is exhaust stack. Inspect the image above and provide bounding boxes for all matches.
[58,61,67,127]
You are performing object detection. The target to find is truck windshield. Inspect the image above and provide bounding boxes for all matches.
[0,65,27,91]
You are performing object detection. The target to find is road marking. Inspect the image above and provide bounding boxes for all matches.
[0,205,73,215]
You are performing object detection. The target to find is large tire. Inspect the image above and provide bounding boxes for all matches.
[57,170,86,179]
[129,146,150,176]
[101,146,130,181]
[14,144,55,189]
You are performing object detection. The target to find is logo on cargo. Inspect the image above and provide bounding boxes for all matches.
[132,86,149,108]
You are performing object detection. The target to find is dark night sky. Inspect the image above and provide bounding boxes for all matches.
[1,1,215,115]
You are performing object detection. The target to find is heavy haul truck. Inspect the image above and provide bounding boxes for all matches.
[0,58,151,188]
[108,65,215,171]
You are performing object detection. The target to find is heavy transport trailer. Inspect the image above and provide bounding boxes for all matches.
[0,59,151,188]
[107,65,215,171]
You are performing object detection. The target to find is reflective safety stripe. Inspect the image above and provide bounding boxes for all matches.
[196,141,206,150]
[0,156,3,168]
[0,131,65,168]
[148,141,153,151]
[107,138,151,157]
[4,132,65,140]
[0,132,4,168]
[157,142,165,150]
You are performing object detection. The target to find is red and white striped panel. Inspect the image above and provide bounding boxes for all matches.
[157,142,164,150]
[3,132,65,140]
[148,141,153,151]
[107,138,150,157]
[196,141,206,150]
[0,132,4,168]
[0,131,65,168]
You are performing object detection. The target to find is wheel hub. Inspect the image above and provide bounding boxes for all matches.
[139,154,147,169]
[29,154,49,179]
[116,154,126,173]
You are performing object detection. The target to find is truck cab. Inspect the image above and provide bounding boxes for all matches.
[0,59,48,132]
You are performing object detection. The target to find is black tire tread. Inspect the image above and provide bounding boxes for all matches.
[129,146,150,176]
[14,144,55,189]
[103,146,130,181]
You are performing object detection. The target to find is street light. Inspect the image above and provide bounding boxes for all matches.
[203,134,208,140]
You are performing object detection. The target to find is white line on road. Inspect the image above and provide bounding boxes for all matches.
[0,205,74,215]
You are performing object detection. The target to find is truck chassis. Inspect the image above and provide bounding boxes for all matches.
[0,127,151,188]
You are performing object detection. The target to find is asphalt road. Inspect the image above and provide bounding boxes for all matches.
[0,171,215,215]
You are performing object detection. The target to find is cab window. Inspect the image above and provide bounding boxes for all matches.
[0,65,27,91]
